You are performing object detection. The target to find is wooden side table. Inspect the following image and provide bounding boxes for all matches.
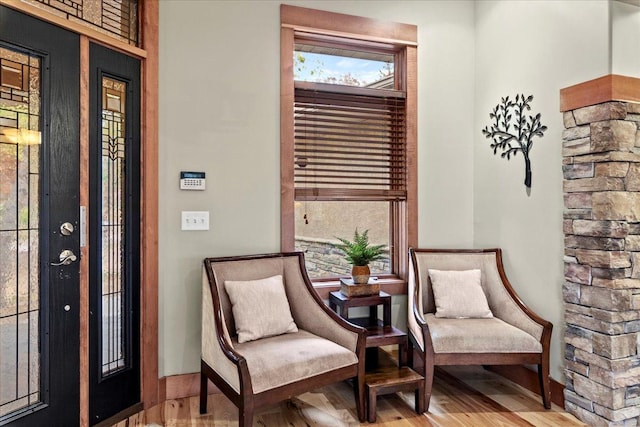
[328,291,408,366]
[329,291,390,327]
[328,290,425,420]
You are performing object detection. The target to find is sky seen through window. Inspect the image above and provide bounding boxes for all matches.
[294,51,393,87]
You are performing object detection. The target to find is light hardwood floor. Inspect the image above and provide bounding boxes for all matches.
[114,366,586,426]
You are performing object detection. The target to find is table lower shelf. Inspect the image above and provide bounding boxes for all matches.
[347,317,407,347]
[366,365,424,387]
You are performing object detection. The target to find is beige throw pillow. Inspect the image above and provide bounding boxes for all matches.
[225,275,298,343]
[428,269,493,319]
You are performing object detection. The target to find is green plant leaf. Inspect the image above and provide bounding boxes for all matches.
[332,228,387,266]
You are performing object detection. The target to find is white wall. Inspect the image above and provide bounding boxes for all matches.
[159,0,476,377]
[473,0,610,381]
[611,1,640,76]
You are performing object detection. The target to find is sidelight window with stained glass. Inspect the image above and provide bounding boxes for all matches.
[100,76,127,376]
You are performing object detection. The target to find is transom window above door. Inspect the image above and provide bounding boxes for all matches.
[23,0,139,45]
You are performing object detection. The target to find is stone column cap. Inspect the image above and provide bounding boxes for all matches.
[560,74,640,112]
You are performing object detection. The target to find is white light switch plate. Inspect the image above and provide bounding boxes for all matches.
[181,211,209,231]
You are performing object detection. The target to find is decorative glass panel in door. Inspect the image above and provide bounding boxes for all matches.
[0,45,42,420]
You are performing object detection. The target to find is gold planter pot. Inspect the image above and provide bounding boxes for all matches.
[351,265,370,284]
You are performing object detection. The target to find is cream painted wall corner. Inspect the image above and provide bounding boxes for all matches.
[473,0,611,382]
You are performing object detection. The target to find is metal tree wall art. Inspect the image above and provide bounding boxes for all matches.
[481,94,547,188]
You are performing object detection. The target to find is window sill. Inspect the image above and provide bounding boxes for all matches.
[312,277,407,300]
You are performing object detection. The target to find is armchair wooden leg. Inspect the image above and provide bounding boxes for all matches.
[239,404,254,427]
[423,354,435,412]
[538,360,551,409]
[353,373,366,422]
[415,378,425,414]
[199,371,208,414]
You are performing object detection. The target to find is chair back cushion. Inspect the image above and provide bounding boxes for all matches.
[225,275,298,343]
[205,253,315,340]
[412,250,501,315]
[428,268,492,318]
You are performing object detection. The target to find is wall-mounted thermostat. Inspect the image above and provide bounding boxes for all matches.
[180,171,206,190]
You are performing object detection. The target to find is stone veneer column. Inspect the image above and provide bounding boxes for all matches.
[563,75,640,426]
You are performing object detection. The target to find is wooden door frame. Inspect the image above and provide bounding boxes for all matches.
[0,1,159,426]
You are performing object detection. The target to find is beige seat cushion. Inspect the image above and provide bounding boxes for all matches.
[234,329,358,394]
[425,314,542,354]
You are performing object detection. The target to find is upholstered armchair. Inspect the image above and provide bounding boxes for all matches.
[200,252,366,426]
[408,248,552,411]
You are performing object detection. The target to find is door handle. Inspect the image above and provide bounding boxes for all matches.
[51,249,77,266]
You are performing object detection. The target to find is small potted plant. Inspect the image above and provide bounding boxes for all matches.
[334,229,386,284]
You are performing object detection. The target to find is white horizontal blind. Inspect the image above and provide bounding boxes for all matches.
[294,82,406,201]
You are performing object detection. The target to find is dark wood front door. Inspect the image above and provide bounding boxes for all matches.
[0,5,80,426]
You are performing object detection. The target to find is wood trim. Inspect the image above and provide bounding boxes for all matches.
[560,74,640,112]
[405,45,418,276]
[140,0,160,410]
[158,377,167,404]
[280,4,417,45]
[79,35,90,427]
[92,402,144,427]
[0,0,147,59]
[168,365,564,408]
[280,26,295,252]
[295,32,400,56]
[284,24,417,49]
[164,373,220,400]
[164,366,564,410]
[161,366,563,424]
[486,365,565,408]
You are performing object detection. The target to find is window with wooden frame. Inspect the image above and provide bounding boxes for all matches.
[280,5,417,286]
